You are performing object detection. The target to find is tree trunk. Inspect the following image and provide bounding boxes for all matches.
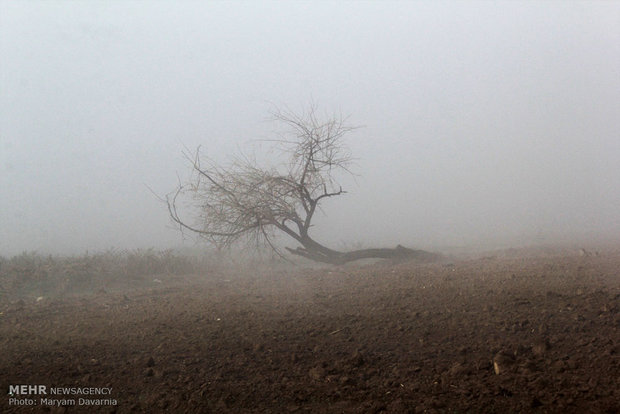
[285,244,440,265]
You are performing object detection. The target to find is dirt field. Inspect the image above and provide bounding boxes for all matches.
[1,248,619,413]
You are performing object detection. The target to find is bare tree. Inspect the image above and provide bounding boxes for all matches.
[167,106,437,265]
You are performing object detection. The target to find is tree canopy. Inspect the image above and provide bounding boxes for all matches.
[167,106,437,264]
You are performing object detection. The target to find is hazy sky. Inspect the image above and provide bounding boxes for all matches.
[1,1,619,256]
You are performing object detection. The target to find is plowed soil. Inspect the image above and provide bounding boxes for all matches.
[2,249,619,413]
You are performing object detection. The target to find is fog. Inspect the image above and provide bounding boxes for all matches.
[1,1,619,257]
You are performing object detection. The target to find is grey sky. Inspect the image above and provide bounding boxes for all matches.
[1,1,619,256]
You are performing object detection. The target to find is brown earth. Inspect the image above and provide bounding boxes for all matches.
[1,248,619,413]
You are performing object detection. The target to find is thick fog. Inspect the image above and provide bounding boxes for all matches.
[1,1,619,256]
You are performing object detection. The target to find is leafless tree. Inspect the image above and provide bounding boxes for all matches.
[167,106,437,265]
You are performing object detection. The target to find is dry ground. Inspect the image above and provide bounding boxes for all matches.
[1,248,619,413]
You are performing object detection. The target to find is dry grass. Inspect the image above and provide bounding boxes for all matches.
[0,248,217,300]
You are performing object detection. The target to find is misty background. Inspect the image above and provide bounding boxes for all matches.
[1,1,619,257]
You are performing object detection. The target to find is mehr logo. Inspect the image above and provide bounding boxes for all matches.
[8,385,47,396]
